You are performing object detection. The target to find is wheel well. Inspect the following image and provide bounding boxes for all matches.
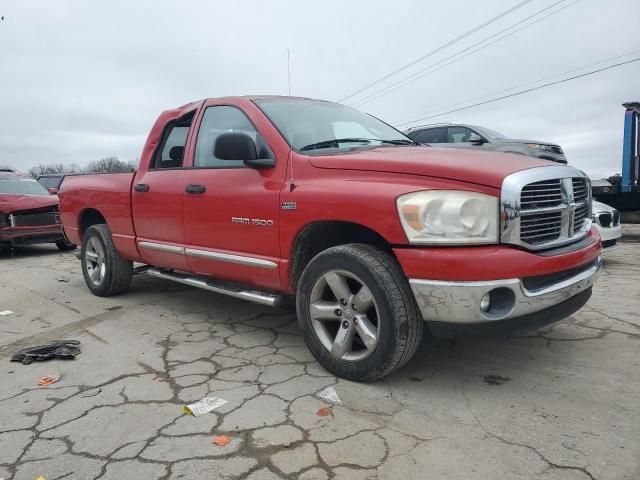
[289,221,393,289]
[79,209,106,236]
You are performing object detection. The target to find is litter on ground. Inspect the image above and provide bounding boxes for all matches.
[317,386,341,404]
[184,397,228,417]
[0,310,14,316]
[316,406,333,417]
[11,340,81,365]
[38,374,60,386]
[212,435,231,446]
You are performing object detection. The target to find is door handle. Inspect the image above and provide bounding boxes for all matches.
[134,183,150,192]
[185,184,206,194]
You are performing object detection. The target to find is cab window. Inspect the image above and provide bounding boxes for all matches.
[194,106,272,168]
[447,126,474,143]
[409,127,446,144]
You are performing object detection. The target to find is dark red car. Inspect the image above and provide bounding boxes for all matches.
[0,169,75,251]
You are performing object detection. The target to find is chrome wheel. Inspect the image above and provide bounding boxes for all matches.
[309,269,380,361]
[84,237,106,286]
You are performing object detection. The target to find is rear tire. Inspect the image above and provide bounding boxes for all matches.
[296,244,423,382]
[81,224,133,297]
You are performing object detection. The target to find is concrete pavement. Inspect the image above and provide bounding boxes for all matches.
[0,227,639,479]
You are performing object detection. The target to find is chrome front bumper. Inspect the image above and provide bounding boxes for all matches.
[409,257,601,324]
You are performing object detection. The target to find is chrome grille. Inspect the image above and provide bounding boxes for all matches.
[501,166,592,250]
[572,178,589,231]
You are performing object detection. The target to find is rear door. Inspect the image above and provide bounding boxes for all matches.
[182,102,284,290]
[132,112,194,271]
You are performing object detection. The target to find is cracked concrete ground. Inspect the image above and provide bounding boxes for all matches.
[0,226,639,480]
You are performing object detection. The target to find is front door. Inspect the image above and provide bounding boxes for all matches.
[182,104,284,290]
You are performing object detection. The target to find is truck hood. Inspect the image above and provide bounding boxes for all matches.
[307,146,554,188]
[0,194,59,214]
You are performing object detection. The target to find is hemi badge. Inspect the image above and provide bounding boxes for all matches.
[281,201,297,210]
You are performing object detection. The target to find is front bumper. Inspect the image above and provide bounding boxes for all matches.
[593,224,622,251]
[0,225,64,245]
[409,256,601,325]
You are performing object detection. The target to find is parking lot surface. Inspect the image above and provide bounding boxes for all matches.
[1,227,639,480]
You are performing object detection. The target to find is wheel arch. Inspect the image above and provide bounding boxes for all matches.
[78,208,107,237]
[288,220,395,290]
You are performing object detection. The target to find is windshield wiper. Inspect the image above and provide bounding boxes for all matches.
[300,138,373,151]
[300,137,416,151]
[378,139,417,145]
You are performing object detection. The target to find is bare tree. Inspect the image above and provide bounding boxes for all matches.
[28,163,69,178]
[85,157,136,173]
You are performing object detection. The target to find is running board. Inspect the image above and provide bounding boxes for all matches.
[145,268,285,307]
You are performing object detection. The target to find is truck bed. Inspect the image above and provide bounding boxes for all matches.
[59,172,140,260]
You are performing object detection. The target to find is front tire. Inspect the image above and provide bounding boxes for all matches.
[81,224,133,297]
[297,244,423,382]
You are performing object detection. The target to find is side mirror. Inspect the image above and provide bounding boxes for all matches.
[469,133,486,145]
[214,133,275,169]
[48,187,58,195]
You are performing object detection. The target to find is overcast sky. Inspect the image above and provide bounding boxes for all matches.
[1,0,638,179]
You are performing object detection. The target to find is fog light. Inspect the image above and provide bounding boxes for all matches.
[480,294,491,313]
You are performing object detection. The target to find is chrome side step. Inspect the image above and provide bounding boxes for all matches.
[146,268,285,307]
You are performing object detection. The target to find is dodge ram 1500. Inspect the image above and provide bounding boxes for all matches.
[59,96,601,381]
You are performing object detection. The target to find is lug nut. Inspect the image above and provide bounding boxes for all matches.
[335,309,342,316]
[340,299,347,306]
[342,320,349,329]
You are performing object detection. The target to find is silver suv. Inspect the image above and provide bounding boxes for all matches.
[404,123,567,164]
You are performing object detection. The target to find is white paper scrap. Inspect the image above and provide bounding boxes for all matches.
[317,386,341,404]
[0,310,14,316]
[184,397,228,417]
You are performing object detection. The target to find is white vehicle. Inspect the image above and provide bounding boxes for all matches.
[592,200,622,251]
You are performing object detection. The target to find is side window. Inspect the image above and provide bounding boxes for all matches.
[409,127,446,144]
[194,106,272,168]
[447,126,474,143]
[152,112,194,169]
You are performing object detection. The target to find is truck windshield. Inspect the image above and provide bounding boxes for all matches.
[0,176,51,195]
[255,99,415,152]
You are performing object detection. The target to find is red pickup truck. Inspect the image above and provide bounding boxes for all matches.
[59,96,601,381]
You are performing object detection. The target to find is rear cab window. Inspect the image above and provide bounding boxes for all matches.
[151,112,195,169]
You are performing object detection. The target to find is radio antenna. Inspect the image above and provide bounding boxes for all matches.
[287,49,291,96]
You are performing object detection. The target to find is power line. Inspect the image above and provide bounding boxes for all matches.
[337,0,536,103]
[393,49,640,125]
[351,0,576,108]
[397,57,640,127]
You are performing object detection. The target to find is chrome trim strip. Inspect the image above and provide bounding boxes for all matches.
[501,166,592,251]
[146,268,283,306]
[138,241,185,255]
[409,256,601,324]
[184,248,277,269]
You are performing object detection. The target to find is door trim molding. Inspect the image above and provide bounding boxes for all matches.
[184,248,277,269]
[138,241,185,254]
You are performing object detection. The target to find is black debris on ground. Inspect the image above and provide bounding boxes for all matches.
[11,340,81,365]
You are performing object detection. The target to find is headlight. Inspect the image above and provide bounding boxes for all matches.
[525,143,553,152]
[397,190,499,245]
